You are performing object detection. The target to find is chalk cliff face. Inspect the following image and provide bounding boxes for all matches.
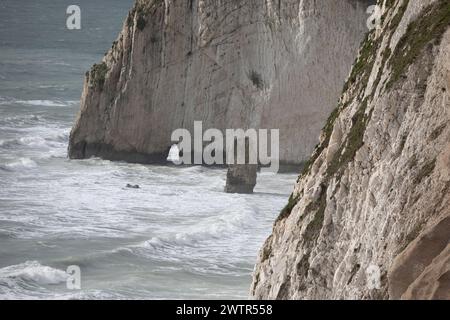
[251,0,450,299]
[68,0,372,165]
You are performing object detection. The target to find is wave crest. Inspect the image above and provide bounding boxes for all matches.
[0,261,68,286]
[0,158,37,171]
[0,96,78,107]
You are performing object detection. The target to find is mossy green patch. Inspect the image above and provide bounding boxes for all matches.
[387,0,409,32]
[276,193,300,223]
[136,14,147,31]
[89,62,108,90]
[387,0,450,88]
[302,186,327,245]
[326,99,372,180]
[299,101,350,179]
[135,0,164,31]
[343,33,380,93]
[371,46,392,96]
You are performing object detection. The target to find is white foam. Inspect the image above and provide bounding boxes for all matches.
[0,128,69,152]
[3,114,42,123]
[3,158,37,169]
[130,204,257,254]
[0,97,78,107]
[16,100,74,107]
[166,144,180,163]
[0,261,68,285]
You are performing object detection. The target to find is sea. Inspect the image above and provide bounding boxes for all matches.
[0,0,296,299]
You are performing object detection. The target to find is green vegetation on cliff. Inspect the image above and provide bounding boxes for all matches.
[387,0,450,88]
[89,62,108,90]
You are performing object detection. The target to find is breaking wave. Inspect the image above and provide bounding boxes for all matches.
[0,130,69,151]
[0,261,68,286]
[0,158,37,171]
[0,96,78,107]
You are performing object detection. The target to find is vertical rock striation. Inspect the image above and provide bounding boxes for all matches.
[389,216,450,299]
[69,0,372,166]
[252,0,450,299]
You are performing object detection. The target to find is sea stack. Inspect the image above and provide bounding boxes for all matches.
[225,165,258,194]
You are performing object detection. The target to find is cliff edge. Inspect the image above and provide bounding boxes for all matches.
[252,0,450,299]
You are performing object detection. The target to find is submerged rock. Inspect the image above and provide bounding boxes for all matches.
[126,184,140,189]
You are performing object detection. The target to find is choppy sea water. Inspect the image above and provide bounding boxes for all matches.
[0,0,297,299]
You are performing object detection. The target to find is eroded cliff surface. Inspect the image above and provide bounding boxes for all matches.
[69,0,372,164]
[252,0,450,299]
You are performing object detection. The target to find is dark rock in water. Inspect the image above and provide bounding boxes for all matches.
[225,136,258,194]
[126,184,140,189]
[225,164,257,194]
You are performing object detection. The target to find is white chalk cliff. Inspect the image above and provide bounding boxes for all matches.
[67,0,449,300]
[251,0,450,299]
[68,0,372,165]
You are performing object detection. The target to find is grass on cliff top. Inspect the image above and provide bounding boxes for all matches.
[387,0,450,88]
